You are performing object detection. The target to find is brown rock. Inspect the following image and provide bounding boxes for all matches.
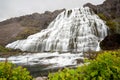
[35,77,47,80]
[100,34,120,50]
[0,9,64,46]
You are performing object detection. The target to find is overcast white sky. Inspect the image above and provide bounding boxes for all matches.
[0,0,105,21]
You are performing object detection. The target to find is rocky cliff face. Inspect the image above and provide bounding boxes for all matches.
[0,9,64,46]
[84,0,120,19]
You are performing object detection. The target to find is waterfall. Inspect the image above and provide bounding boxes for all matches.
[96,41,101,51]
[6,7,109,53]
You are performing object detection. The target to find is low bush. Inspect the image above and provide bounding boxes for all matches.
[0,45,10,53]
[0,62,33,80]
[48,50,120,80]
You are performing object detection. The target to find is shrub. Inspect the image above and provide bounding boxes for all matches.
[0,45,10,52]
[0,62,33,80]
[48,50,120,80]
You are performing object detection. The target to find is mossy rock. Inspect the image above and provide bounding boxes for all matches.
[98,13,120,34]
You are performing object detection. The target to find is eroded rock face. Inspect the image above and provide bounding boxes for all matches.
[100,34,120,50]
[84,0,120,19]
[6,7,108,52]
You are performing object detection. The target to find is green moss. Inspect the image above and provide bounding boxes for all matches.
[106,20,117,33]
[98,13,120,34]
[0,45,10,53]
[97,13,108,21]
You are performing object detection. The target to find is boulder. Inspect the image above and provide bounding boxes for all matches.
[100,34,120,50]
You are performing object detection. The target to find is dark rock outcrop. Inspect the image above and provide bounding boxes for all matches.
[100,34,120,50]
[0,9,64,46]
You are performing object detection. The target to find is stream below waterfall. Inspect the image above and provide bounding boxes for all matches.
[0,52,84,77]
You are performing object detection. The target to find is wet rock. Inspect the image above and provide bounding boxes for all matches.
[35,77,47,80]
[100,34,120,50]
[76,58,84,64]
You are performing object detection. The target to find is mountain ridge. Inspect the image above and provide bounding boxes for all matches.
[84,0,120,19]
[0,9,64,46]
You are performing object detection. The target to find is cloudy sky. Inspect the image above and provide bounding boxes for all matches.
[0,0,105,21]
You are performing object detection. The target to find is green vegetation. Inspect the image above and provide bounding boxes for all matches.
[98,13,120,34]
[97,13,108,21]
[106,20,117,33]
[0,62,33,80]
[0,45,10,53]
[49,50,120,80]
[0,45,22,57]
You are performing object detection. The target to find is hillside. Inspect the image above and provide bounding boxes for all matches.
[0,9,64,46]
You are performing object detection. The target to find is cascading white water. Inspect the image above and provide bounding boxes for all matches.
[6,7,108,52]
